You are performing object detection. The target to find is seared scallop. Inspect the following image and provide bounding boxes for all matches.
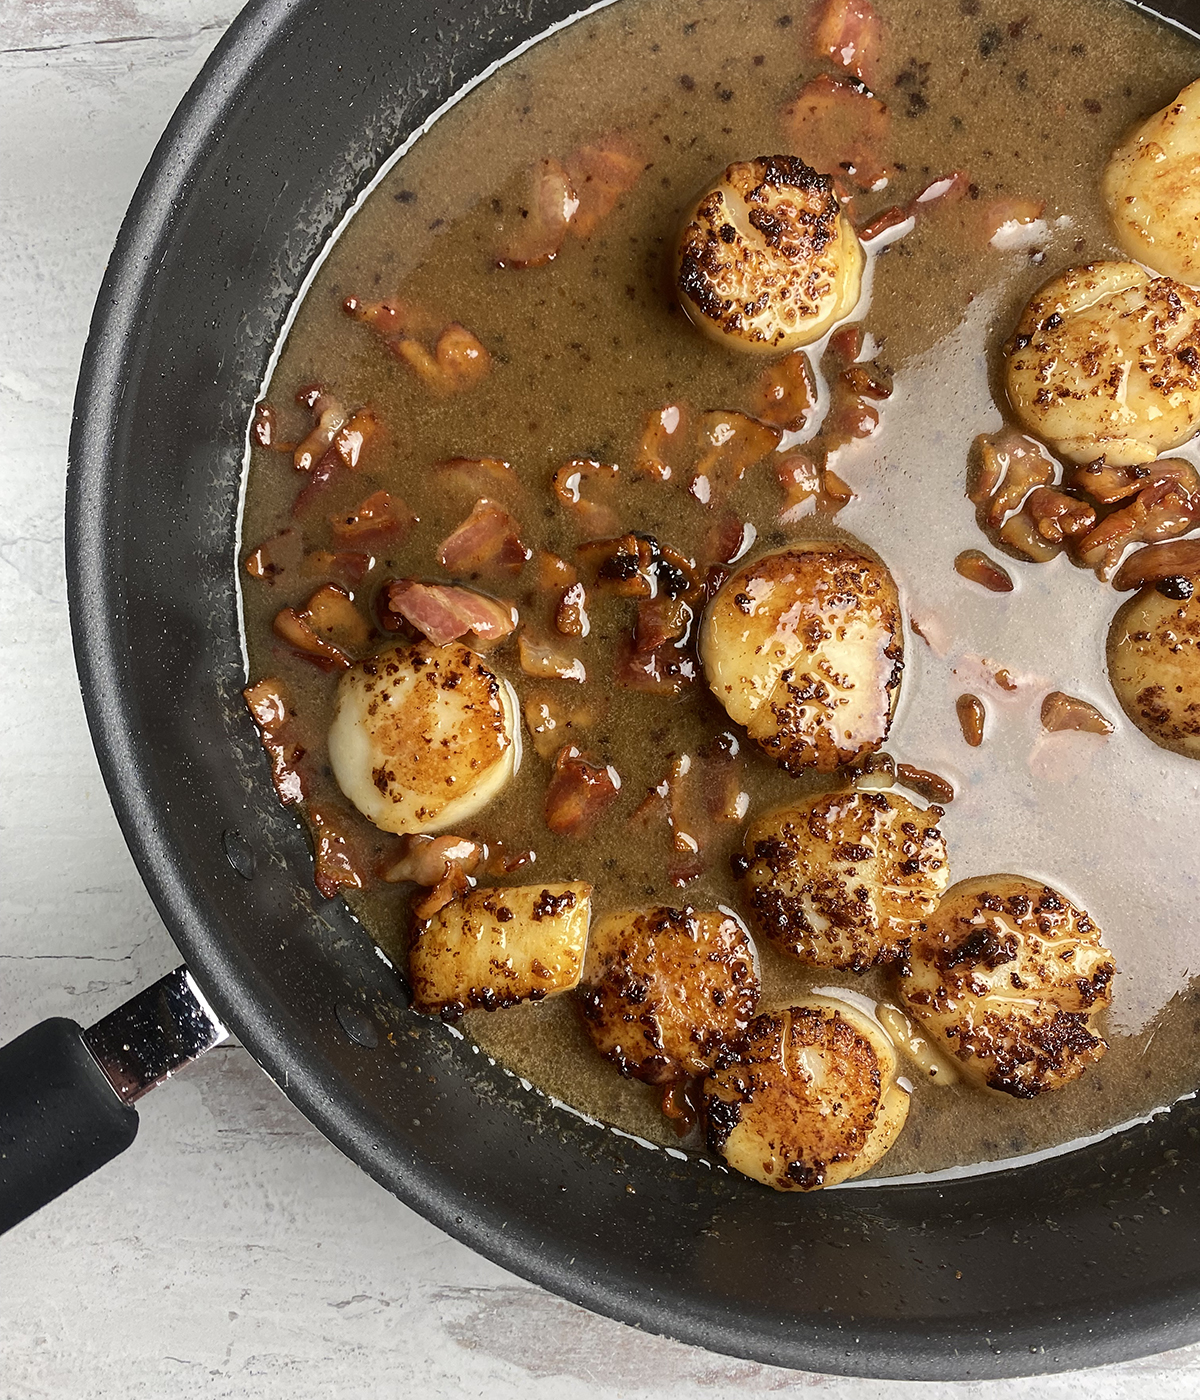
[1004,262,1200,466]
[741,789,949,972]
[699,544,903,773]
[1103,79,1200,284]
[328,641,519,836]
[1109,584,1200,757]
[702,995,909,1190]
[576,906,759,1083]
[676,155,864,353]
[898,875,1115,1097]
[410,882,592,1016]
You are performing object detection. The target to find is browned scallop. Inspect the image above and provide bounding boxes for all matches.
[576,906,759,1083]
[675,155,864,353]
[741,789,949,972]
[1004,262,1200,467]
[702,996,909,1190]
[1109,585,1200,757]
[700,544,904,774]
[409,883,592,1016]
[898,875,1115,1097]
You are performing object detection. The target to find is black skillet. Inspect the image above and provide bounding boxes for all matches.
[3,0,1200,1380]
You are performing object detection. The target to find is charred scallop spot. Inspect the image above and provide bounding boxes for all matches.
[705,1093,743,1151]
[533,888,577,920]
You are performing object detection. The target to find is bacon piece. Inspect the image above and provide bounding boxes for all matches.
[810,0,883,85]
[310,807,365,898]
[999,512,1062,563]
[302,549,373,587]
[754,352,817,432]
[435,457,517,500]
[535,550,577,589]
[578,533,658,597]
[272,606,352,671]
[291,450,342,517]
[895,763,954,805]
[564,136,643,239]
[244,528,302,584]
[544,746,621,836]
[634,403,686,481]
[615,640,697,695]
[1075,478,1200,580]
[1071,456,1199,507]
[780,74,891,192]
[300,584,370,651]
[385,579,516,647]
[633,595,693,653]
[971,428,1059,529]
[330,410,379,469]
[688,411,781,505]
[394,324,491,394]
[704,512,758,566]
[330,489,415,547]
[1024,487,1095,544]
[954,549,1014,593]
[522,692,597,761]
[518,629,586,682]
[552,459,621,537]
[775,447,856,521]
[342,296,427,338]
[243,677,307,805]
[982,195,1046,247]
[437,498,529,575]
[1112,539,1200,592]
[555,582,590,637]
[495,158,580,269]
[1041,691,1114,737]
[293,394,349,472]
[379,834,482,918]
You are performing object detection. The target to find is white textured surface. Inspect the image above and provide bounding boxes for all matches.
[3,3,1200,1395]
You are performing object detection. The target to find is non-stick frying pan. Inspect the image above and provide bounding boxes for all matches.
[4,0,1200,1380]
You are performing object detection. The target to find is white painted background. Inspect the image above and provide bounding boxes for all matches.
[3,2,1200,1394]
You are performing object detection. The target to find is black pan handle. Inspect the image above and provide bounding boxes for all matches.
[0,968,226,1235]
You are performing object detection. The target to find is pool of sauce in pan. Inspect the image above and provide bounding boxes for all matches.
[241,0,1200,1178]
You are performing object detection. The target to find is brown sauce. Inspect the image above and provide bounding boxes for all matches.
[240,0,1200,1180]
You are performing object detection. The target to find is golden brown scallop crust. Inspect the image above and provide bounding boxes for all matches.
[676,155,864,352]
[700,545,904,774]
[898,875,1115,1098]
[703,1000,904,1190]
[576,906,759,1083]
[741,789,949,972]
[1108,587,1200,758]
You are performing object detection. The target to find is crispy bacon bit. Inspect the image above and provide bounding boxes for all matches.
[302,549,373,587]
[435,457,518,500]
[856,203,912,242]
[544,745,621,836]
[291,451,341,517]
[616,642,698,695]
[1112,539,1200,592]
[699,731,751,822]
[776,449,823,521]
[954,548,1014,593]
[523,692,597,761]
[563,135,643,240]
[971,428,1059,528]
[555,582,590,637]
[754,351,817,432]
[394,324,491,394]
[310,807,365,898]
[380,833,482,916]
[579,533,657,597]
[634,594,694,653]
[437,498,529,575]
[1024,487,1096,543]
[1075,478,1200,580]
[385,580,516,648]
[330,489,415,546]
[536,550,577,589]
[689,411,782,505]
[478,840,537,876]
[518,629,587,682]
[252,402,278,448]
[780,74,891,192]
[982,195,1046,247]
[330,410,378,470]
[300,584,371,651]
[244,528,302,584]
[999,510,1063,562]
[811,0,883,84]
[956,693,986,747]
[273,606,353,671]
[243,677,306,805]
[495,157,580,269]
[634,403,686,481]
[552,459,621,537]
[293,394,349,472]
[1041,691,1114,737]
[896,763,954,804]
[705,512,758,566]
[1070,456,1199,507]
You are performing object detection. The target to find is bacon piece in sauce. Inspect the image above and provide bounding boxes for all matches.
[1074,477,1200,580]
[273,584,369,670]
[544,746,621,836]
[301,549,373,587]
[970,428,1060,529]
[435,456,519,501]
[688,411,782,506]
[634,403,687,481]
[1112,538,1200,592]
[535,550,577,589]
[330,490,415,547]
[564,135,644,239]
[393,324,491,394]
[272,606,353,671]
[379,833,483,918]
[555,582,590,638]
[437,498,529,575]
[754,351,817,432]
[243,677,307,805]
[310,807,366,898]
[385,580,516,648]
[552,459,621,537]
[1071,456,1199,507]
[518,629,587,682]
[244,528,302,584]
[495,158,580,269]
[810,0,883,86]
[523,692,598,760]
[293,393,349,472]
[780,74,891,192]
